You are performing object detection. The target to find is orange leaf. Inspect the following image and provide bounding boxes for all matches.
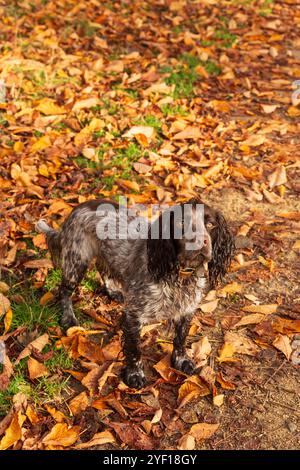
[69,391,89,416]
[0,411,26,450]
[42,423,80,448]
[28,357,48,380]
[273,335,292,360]
[44,405,67,423]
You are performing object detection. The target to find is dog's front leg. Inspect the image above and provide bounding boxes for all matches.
[121,311,146,389]
[59,281,79,329]
[171,315,195,375]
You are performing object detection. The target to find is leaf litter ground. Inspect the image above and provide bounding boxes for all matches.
[0,0,300,450]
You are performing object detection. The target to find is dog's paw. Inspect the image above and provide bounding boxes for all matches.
[61,315,79,330]
[171,354,196,375]
[122,366,146,389]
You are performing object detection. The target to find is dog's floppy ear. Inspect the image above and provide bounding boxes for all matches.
[208,211,235,288]
[147,211,178,281]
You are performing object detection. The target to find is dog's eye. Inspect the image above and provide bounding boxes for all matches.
[206,222,214,229]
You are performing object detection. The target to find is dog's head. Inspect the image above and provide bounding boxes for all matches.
[147,199,235,287]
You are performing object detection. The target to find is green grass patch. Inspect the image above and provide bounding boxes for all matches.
[214,27,237,48]
[160,103,188,117]
[164,53,221,98]
[11,291,60,332]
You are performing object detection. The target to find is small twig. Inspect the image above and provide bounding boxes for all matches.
[263,360,285,386]
[269,400,300,416]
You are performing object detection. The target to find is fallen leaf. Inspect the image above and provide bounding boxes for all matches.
[189,336,211,367]
[213,394,224,407]
[36,98,66,115]
[242,304,278,315]
[268,166,287,189]
[189,422,219,441]
[172,126,201,140]
[177,434,195,450]
[217,342,236,363]
[109,422,155,450]
[75,430,115,449]
[72,97,100,111]
[224,331,260,356]
[69,391,90,416]
[234,313,266,327]
[261,104,278,114]
[42,423,80,448]
[0,293,11,316]
[28,357,49,380]
[44,405,67,423]
[199,299,219,313]
[15,333,49,364]
[273,335,292,360]
[40,292,54,306]
[240,134,265,147]
[0,411,26,450]
[4,309,13,334]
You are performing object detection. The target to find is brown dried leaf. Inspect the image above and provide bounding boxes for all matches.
[224,331,260,356]
[28,357,48,380]
[15,333,49,364]
[273,335,292,360]
[75,430,115,449]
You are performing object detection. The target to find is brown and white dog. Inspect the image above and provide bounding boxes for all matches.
[37,198,234,388]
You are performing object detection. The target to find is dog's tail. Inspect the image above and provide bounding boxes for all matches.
[36,219,61,268]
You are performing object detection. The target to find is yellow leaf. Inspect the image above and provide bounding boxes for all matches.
[31,135,52,152]
[38,163,49,177]
[72,97,100,111]
[13,141,24,152]
[0,411,26,450]
[261,104,278,114]
[219,282,243,295]
[213,394,224,407]
[42,423,80,447]
[293,240,300,251]
[36,98,66,115]
[199,299,218,313]
[287,106,300,117]
[0,281,9,293]
[242,304,278,314]
[217,342,235,363]
[4,308,13,333]
[44,405,67,423]
[273,334,292,360]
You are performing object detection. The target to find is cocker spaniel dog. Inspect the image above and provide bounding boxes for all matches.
[37,198,234,388]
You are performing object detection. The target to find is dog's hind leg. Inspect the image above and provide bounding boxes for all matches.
[96,258,124,303]
[59,250,90,329]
